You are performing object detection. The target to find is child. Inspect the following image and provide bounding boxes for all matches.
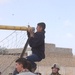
[26,22,46,72]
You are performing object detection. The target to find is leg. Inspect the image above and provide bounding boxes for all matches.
[26,54,41,62]
[26,54,42,67]
[26,54,42,72]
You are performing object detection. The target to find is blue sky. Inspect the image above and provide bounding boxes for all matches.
[0,0,75,55]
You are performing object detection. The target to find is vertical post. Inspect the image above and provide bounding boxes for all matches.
[20,38,29,58]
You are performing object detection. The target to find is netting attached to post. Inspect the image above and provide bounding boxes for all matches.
[0,31,27,49]
[0,30,28,75]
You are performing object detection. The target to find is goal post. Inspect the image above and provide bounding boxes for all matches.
[0,25,34,57]
[0,25,35,75]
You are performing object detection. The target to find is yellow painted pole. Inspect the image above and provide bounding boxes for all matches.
[0,25,33,31]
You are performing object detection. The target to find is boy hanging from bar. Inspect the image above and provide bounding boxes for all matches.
[26,22,46,72]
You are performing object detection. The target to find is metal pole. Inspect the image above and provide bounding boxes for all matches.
[20,38,29,58]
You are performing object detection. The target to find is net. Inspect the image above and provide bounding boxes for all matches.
[0,30,28,75]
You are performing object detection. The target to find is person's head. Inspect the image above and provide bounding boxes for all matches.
[51,63,60,74]
[15,58,28,73]
[36,22,46,32]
